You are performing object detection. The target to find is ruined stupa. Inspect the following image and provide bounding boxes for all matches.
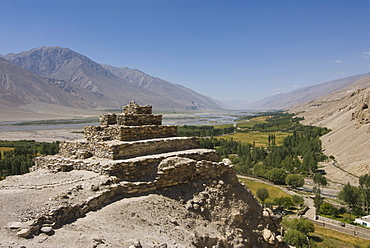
[0,101,286,247]
[36,101,222,180]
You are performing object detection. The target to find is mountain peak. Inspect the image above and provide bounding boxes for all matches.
[2,46,222,111]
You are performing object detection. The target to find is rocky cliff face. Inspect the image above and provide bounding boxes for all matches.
[351,87,370,125]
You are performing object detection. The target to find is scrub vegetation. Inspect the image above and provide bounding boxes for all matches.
[0,140,59,179]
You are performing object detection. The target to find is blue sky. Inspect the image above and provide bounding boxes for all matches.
[1,0,370,102]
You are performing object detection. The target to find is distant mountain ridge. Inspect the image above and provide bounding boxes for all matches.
[0,56,92,109]
[101,64,220,110]
[248,73,370,110]
[3,47,222,111]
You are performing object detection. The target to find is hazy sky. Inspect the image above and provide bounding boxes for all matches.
[1,0,370,102]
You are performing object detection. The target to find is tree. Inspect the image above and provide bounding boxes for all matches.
[339,182,360,209]
[302,152,318,174]
[319,202,339,217]
[253,164,268,179]
[313,173,328,189]
[292,195,304,205]
[313,189,323,210]
[256,187,269,204]
[285,174,304,188]
[339,182,361,220]
[284,229,308,248]
[359,174,370,213]
[290,218,315,235]
[268,168,287,185]
[273,196,293,209]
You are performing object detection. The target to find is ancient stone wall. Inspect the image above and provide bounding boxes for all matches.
[99,113,162,126]
[123,101,152,114]
[33,150,221,180]
[84,125,177,141]
[59,137,201,160]
[99,113,117,125]
[27,157,235,236]
[116,114,162,126]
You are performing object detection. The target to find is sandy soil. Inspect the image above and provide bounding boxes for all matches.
[0,128,85,142]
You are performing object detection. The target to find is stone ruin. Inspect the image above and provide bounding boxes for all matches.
[3,101,285,247]
[35,101,225,180]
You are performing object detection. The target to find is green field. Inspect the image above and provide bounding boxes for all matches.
[237,116,269,128]
[220,131,291,147]
[215,115,292,147]
[238,177,290,203]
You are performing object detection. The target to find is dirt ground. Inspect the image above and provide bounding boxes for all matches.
[0,128,84,142]
[0,168,282,248]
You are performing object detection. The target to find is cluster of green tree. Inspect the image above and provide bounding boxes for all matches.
[235,111,284,121]
[315,174,370,222]
[177,125,236,137]
[317,201,347,218]
[283,218,315,248]
[267,134,276,147]
[200,116,329,185]
[256,187,304,208]
[0,140,59,179]
[338,174,370,216]
[238,112,304,133]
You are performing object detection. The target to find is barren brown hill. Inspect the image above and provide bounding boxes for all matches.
[249,73,370,110]
[0,57,102,121]
[290,76,370,185]
[101,64,222,110]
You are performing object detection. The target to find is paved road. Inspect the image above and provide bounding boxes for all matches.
[237,175,370,240]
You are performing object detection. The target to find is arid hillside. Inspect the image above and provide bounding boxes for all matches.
[290,76,370,185]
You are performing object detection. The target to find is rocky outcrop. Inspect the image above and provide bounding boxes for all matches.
[351,88,370,125]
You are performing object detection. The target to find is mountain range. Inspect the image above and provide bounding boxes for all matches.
[248,73,370,110]
[1,46,222,116]
[2,46,370,119]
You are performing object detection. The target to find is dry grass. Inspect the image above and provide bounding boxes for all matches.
[313,224,370,248]
[0,147,14,153]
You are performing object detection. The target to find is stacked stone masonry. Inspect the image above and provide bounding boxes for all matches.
[34,149,221,181]
[84,125,177,142]
[29,102,236,237]
[59,137,201,160]
[122,101,152,114]
[100,113,162,126]
[33,101,228,186]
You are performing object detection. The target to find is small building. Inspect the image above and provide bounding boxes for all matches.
[354,215,370,228]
